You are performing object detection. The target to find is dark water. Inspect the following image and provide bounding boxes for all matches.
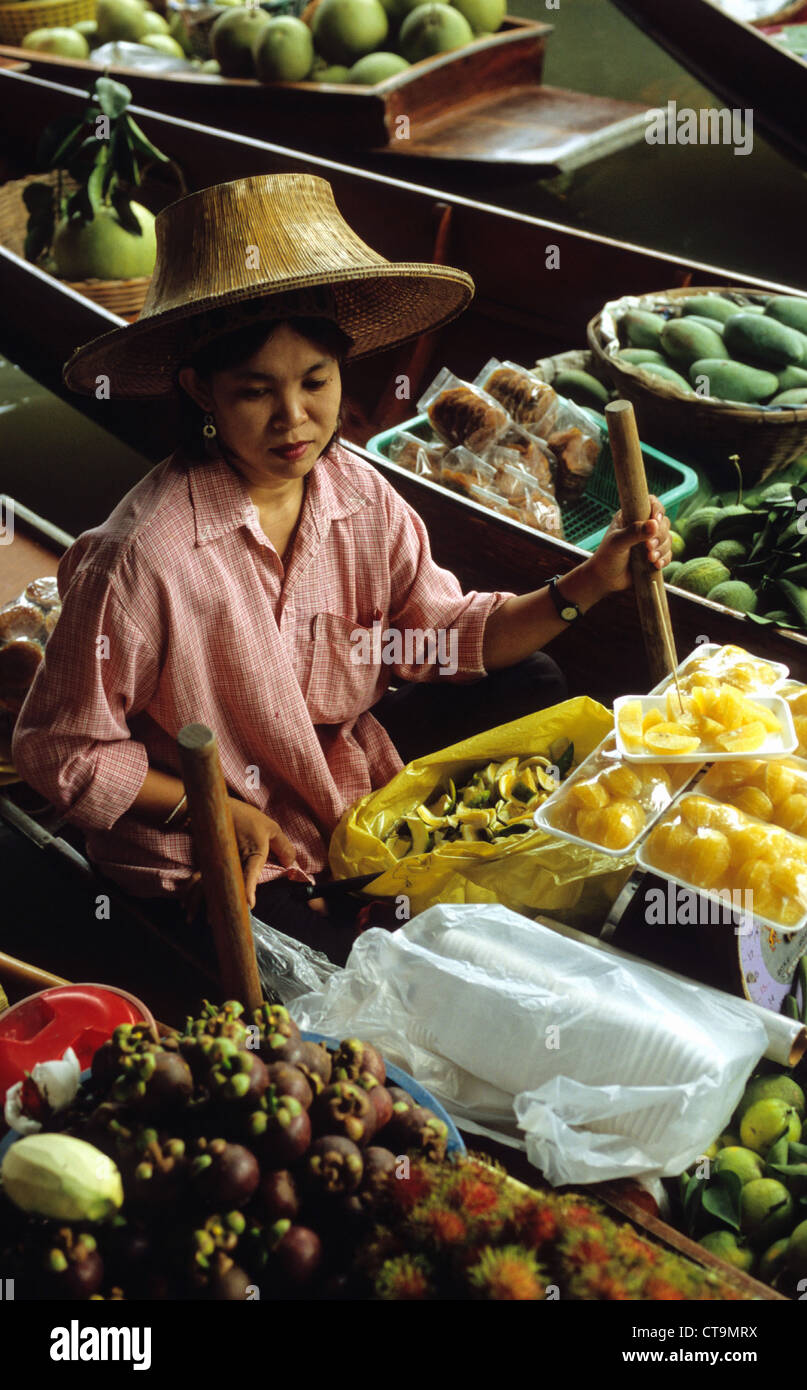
[447,0,807,290]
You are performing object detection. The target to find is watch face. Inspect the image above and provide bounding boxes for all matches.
[561,605,578,622]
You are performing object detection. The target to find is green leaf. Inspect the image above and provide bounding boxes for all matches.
[95,76,132,120]
[35,114,85,171]
[683,1174,704,1235]
[125,116,171,167]
[110,124,137,187]
[701,1172,742,1232]
[110,188,142,235]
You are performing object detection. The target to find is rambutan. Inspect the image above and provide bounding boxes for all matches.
[391,1159,435,1212]
[410,1205,468,1247]
[449,1176,500,1215]
[375,1254,433,1300]
[509,1199,558,1249]
[466,1246,545,1301]
[644,1276,686,1301]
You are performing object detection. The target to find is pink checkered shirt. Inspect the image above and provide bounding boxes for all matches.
[12,444,511,898]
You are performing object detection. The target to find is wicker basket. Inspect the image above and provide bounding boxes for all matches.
[587,285,807,487]
[754,1,807,25]
[0,0,95,44]
[0,172,151,323]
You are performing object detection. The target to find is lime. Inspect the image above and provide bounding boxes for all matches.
[737,1074,806,1122]
[713,1146,765,1186]
[785,1218,807,1276]
[740,1177,795,1248]
[699,1230,755,1272]
[758,1236,789,1285]
[739,1098,802,1155]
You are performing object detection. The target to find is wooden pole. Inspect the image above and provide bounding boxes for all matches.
[177,724,263,1013]
[605,399,676,687]
[0,952,68,994]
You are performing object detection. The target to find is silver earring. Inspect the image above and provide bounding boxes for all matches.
[202,413,217,439]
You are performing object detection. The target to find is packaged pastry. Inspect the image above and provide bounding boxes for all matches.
[388,430,446,480]
[485,424,556,495]
[418,368,510,454]
[439,446,499,498]
[548,426,599,503]
[476,358,560,435]
[0,579,61,717]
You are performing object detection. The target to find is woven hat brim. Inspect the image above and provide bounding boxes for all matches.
[62,264,474,397]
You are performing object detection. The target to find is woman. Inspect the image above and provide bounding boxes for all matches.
[12,173,671,964]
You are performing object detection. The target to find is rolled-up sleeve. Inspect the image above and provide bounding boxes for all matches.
[11,564,158,831]
[385,489,513,682]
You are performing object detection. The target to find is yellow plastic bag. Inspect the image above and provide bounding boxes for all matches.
[329,697,633,929]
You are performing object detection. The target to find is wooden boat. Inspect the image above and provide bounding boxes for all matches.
[0,16,651,173]
[2,66,807,698]
[611,0,807,169]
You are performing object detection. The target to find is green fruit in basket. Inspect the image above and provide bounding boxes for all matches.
[661,318,728,367]
[253,18,315,82]
[21,27,90,58]
[635,362,693,393]
[766,296,807,337]
[688,359,780,403]
[675,507,724,552]
[52,201,156,281]
[706,580,758,615]
[616,348,667,366]
[399,3,474,61]
[740,1099,802,1155]
[312,0,389,64]
[713,1147,765,1185]
[211,6,272,76]
[200,58,221,73]
[140,10,170,35]
[718,1131,739,1148]
[725,313,806,369]
[74,19,99,44]
[674,556,731,597]
[95,0,150,44]
[758,1236,789,1285]
[770,389,807,408]
[553,369,609,410]
[777,365,807,391]
[622,309,666,350]
[0,1134,123,1223]
[669,529,686,560]
[451,0,506,33]
[680,295,745,324]
[663,561,683,585]
[738,1074,806,1121]
[785,1219,807,1276]
[684,314,726,338]
[141,33,186,55]
[708,538,747,569]
[347,51,410,80]
[313,63,352,80]
[740,1177,795,1248]
[698,1230,755,1272]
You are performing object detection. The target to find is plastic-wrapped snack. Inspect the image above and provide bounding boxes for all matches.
[439,446,499,498]
[476,358,560,435]
[700,756,807,840]
[537,732,693,854]
[779,681,807,757]
[487,424,556,495]
[673,643,786,696]
[523,487,564,540]
[388,430,446,480]
[548,425,599,503]
[418,367,510,454]
[466,482,524,523]
[0,579,61,718]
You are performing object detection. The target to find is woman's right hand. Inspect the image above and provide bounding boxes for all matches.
[228,799,298,908]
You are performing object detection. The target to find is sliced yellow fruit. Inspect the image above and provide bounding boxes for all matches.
[715,721,767,754]
[731,787,774,823]
[776,793,807,837]
[684,829,731,890]
[786,690,807,718]
[568,776,609,811]
[642,707,665,734]
[597,798,645,849]
[794,716,807,753]
[644,722,701,756]
[617,700,643,749]
[600,764,642,799]
[645,818,693,874]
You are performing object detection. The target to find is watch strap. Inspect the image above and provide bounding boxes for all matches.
[548,575,581,623]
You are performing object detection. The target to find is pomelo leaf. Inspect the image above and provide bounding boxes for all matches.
[126,117,171,167]
[95,77,131,120]
[702,1173,741,1232]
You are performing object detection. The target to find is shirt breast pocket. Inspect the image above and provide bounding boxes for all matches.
[304,612,388,725]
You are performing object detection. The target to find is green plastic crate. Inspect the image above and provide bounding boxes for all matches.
[366,412,699,551]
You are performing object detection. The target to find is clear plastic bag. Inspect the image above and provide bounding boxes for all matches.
[387,430,446,480]
[291,902,767,1185]
[475,358,561,436]
[251,913,340,1006]
[418,367,510,454]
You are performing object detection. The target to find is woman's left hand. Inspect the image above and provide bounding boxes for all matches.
[588,495,672,594]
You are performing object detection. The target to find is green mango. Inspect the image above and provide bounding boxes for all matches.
[766,296,807,336]
[616,347,666,365]
[679,295,745,323]
[770,389,807,408]
[778,366,807,391]
[622,309,667,350]
[660,318,728,366]
[725,313,806,369]
[636,362,693,393]
[688,359,780,403]
[684,314,727,338]
[553,369,610,410]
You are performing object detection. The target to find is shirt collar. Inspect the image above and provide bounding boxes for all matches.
[185,444,368,548]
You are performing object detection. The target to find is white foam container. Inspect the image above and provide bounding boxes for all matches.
[651,643,789,696]
[613,692,797,764]
[635,791,807,937]
[534,733,701,858]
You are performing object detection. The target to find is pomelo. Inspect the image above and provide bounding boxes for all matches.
[399,1,473,60]
[738,1074,806,1121]
[21,27,90,58]
[141,34,186,56]
[347,50,409,80]
[253,17,314,82]
[95,0,150,44]
[698,1230,755,1272]
[312,0,389,65]
[211,6,272,77]
[140,10,170,35]
[713,1146,765,1186]
[740,1177,794,1248]
[313,63,351,80]
[740,1098,802,1155]
[74,19,99,44]
[450,0,505,33]
[53,202,157,282]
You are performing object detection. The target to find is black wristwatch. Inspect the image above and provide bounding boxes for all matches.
[547,575,582,623]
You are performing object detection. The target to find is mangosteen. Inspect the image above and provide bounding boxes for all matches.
[43,1230,105,1300]
[189,1211,247,1288]
[311,1080,375,1145]
[252,1003,301,1063]
[302,1135,363,1197]
[265,1061,313,1110]
[247,1095,311,1168]
[387,1086,417,1112]
[191,1139,260,1207]
[258,1169,300,1223]
[295,1040,332,1090]
[129,1134,190,1206]
[90,1022,160,1090]
[357,1076,394,1134]
[332,1038,386,1085]
[206,1255,253,1301]
[208,1049,269,1110]
[359,1146,398,1204]
[383,1105,448,1162]
[112,1048,194,1117]
[270,1222,323,1290]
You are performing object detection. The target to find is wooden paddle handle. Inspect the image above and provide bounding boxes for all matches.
[178,724,263,1013]
[605,400,675,685]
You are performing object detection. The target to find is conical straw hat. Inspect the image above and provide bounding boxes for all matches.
[63,172,474,397]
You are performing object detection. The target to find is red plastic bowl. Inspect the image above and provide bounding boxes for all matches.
[0,984,157,1104]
